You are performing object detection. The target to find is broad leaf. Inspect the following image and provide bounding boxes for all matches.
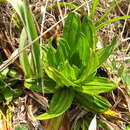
[81,16,97,49]
[35,88,75,120]
[24,75,57,93]
[97,37,116,67]
[63,12,81,55]
[58,61,79,81]
[74,77,116,95]
[45,38,70,67]
[76,33,90,66]
[1,87,22,103]
[76,50,99,83]
[76,93,111,113]
[56,38,70,65]
[45,66,78,87]
[46,45,57,67]
[69,51,82,68]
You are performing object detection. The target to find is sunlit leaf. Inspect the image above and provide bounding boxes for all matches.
[35,88,75,120]
[19,28,33,77]
[74,77,116,95]
[63,12,81,55]
[95,0,123,25]
[9,0,41,77]
[125,124,130,130]
[2,88,22,103]
[97,37,116,67]
[25,75,57,93]
[58,61,79,81]
[81,16,97,49]
[90,0,99,18]
[56,38,70,65]
[76,33,90,66]
[15,124,28,130]
[45,66,78,87]
[76,50,99,83]
[76,93,111,113]
[96,16,130,30]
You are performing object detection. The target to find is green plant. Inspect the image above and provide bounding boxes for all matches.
[15,124,28,130]
[34,12,117,120]
[0,67,22,104]
[7,0,130,125]
[8,0,45,94]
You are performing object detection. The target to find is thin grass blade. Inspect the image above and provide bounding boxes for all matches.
[90,0,99,18]
[95,0,123,25]
[96,16,130,30]
[22,0,41,75]
[19,28,33,77]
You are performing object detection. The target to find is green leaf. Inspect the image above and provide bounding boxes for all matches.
[81,16,97,49]
[97,120,111,130]
[96,16,130,30]
[9,0,25,23]
[0,67,9,77]
[12,13,23,30]
[10,0,41,76]
[63,12,81,55]
[0,0,7,2]
[122,71,130,91]
[45,116,63,130]
[24,75,57,93]
[76,93,111,113]
[46,45,57,67]
[125,124,130,130]
[35,88,75,120]
[97,37,116,67]
[2,87,22,103]
[69,51,82,68]
[74,77,116,95]
[15,124,28,130]
[45,66,78,87]
[8,69,19,78]
[58,61,79,81]
[22,0,41,75]
[90,0,99,18]
[76,50,99,83]
[76,33,90,66]
[56,38,70,65]
[95,0,123,26]
[19,28,33,77]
